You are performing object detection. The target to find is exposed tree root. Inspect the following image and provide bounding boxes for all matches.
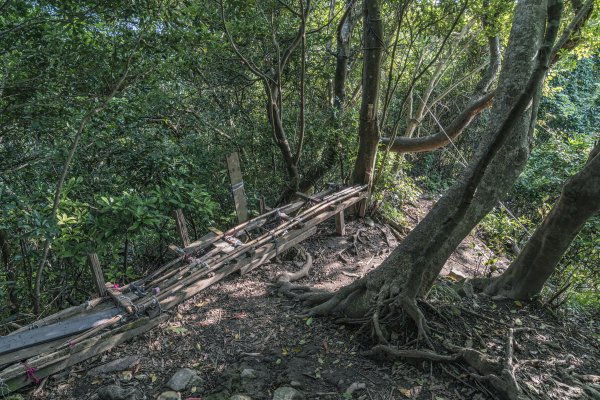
[272,246,314,298]
[364,344,459,362]
[443,327,531,400]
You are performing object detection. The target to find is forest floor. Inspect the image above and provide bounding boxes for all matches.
[32,196,599,400]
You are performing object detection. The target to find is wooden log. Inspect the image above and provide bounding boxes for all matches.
[88,253,107,297]
[335,210,346,236]
[226,152,248,223]
[173,209,190,247]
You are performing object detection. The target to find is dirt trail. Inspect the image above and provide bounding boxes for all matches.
[33,198,599,400]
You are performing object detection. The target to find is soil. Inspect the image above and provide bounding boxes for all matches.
[29,196,599,400]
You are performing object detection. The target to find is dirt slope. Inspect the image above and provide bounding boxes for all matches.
[31,198,599,400]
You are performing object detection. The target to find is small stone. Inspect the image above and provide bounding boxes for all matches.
[272,387,304,400]
[204,391,231,400]
[289,381,302,388]
[157,391,181,400]
[240,368,257,379]
[364,218,375,227]
[88,356,142,377]
[230,395,252,400]
[166,368,201,391]
[97,385,141,400]
[120,371,133,381]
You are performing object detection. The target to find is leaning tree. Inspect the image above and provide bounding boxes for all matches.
[300,0,568,344]
[479,140,600,300]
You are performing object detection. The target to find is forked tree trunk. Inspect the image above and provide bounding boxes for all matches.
[352,0,383,186]
[308,0,558,331]
[483,141,600,300]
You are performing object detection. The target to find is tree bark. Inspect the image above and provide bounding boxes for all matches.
[352,0,383,186]
[482,141,600,300]
[380,92,494,153]
[333,0,356,111]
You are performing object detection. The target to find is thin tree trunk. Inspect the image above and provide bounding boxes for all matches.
[352,0,383,186]
[333,0,356,111]
[483,141,600,299]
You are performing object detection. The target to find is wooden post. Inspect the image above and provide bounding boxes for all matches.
[88,253,107,297]
[259,196,266,215]
[335,210,346,236]
[173,209,190,248]
[226,152,248,223]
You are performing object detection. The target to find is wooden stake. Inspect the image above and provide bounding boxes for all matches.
[88,253,106,297]
[358,198,368,217]
[173,209,190,247]
[259,196,266,214]
[335,210,346,236]
[226,152,248,223]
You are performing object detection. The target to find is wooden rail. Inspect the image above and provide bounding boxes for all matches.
[0,185,367,393]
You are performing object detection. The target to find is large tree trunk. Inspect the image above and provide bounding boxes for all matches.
[352,0,383,186]
[482,141,600,300]
[307,0,560,341]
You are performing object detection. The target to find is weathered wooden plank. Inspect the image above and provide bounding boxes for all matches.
[174,209,190,247]
[2,314,169,393]
[88,253,107,297]
[226,152,248,223]
[0,308,119,356]
[12,298,106,335]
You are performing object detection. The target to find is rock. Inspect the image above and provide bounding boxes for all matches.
[97,385,142,400]
[272,387,304,400]
[157,391,181,400]
[289,381,301,388]
[364,218,375,227]
[88,356,141,377]
[120,370,133,381]
[166,368,201,391]
[447,269,467,281]
[240,368,257,379]
[230,395,252,400]
[204,390,231,400]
